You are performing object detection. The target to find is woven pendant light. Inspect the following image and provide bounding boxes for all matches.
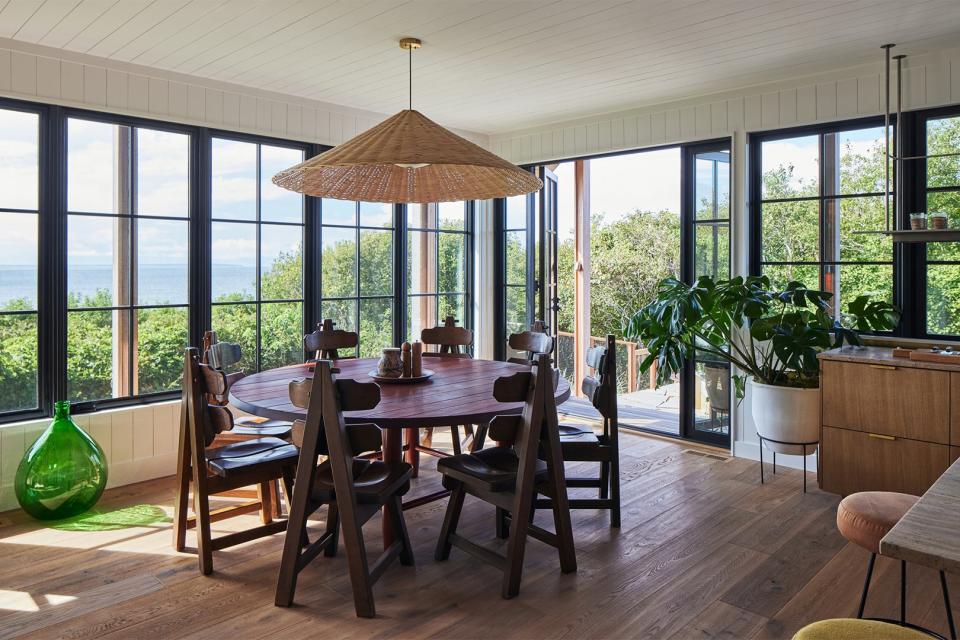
[272,38,541,203]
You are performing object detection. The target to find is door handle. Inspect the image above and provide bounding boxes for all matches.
[868,433,896,441]
[868,364,897,370]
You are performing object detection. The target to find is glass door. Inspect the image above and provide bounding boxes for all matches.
[681,142,732,446]
[537,167,560,339]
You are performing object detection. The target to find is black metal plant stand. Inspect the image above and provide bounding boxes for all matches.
[757,432,818,493]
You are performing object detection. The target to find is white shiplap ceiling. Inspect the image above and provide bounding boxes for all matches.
[1,0,960,134]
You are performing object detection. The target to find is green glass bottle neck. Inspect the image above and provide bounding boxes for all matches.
[53,401,71,421]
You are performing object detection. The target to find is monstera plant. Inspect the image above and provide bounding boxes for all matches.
[626,275,899,454]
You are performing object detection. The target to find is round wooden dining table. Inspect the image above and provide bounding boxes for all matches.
[229,356,571,545]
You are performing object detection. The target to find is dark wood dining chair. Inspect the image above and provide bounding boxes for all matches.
[406,316,478,473]
[202,330,293,441]
[172,347,299,575]
[434,354,576,599]
[202,331,292,518]
[507,326,554,365]
[538,334,620,527]
[304,318,359,360]
[276,361,414,618]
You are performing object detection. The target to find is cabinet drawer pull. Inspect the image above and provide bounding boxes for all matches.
[868,433,896,441]
[868,364,897,370]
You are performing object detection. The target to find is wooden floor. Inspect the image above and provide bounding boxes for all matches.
[1,431,958,639]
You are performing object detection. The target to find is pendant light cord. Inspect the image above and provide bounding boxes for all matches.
[408,44,412,110]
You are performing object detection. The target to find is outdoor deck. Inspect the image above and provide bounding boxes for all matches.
[562,384,682,436]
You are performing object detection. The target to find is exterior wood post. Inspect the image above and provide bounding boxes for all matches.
[573,159,590,397]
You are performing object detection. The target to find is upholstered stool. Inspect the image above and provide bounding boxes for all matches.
[837,492,955,639]
[793,618,938,640]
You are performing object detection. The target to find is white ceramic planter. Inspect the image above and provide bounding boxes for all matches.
[749,378,820,456]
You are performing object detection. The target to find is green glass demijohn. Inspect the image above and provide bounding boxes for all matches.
[15,401,108,520]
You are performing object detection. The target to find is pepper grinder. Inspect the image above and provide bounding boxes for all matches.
[401,341,412,377]
[412,340,423,377]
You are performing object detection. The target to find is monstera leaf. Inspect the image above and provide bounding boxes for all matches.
[625,275,899,399]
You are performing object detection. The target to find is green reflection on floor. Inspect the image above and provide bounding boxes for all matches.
[49,504,170,531]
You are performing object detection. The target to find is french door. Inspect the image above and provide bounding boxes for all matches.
[498,140,731,448]
[681,141,731,446]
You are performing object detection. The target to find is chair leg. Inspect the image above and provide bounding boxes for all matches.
[335,508,376,619]
[857,552,876,618]
[610,454,621,529]
[257,481,273,525]
[599,461,610,500]
[324,502,340,558]
[471,423,488,452]
[900,560,907,624]
[495,506,509,539]
[502,500,533,599]
[435,484,465,561]
[172,463,190,552]
[172,421,191,552]
[281,467,296,514]
[270,480,283,519]
[193,487,213,576]
[450,426,462,455]
[941,570,957,640]
[404,428,420,478]
[388,495,414,566]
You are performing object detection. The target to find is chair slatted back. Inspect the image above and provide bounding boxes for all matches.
[421,315,473,355]
[183,348,235,449]
[200,331,246,405]
[289,365,382,456]
[490,357,549,474]
[304,319,359,360]
[582,335,617,425]
[507,329,554,365]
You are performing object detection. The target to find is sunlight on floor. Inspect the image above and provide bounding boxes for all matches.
[0,590,77,612]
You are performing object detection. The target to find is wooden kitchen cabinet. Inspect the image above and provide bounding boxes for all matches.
[818,347,957,496]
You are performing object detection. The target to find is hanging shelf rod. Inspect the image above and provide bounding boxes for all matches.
[863,43,959,243]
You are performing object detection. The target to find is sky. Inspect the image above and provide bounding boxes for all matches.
[554,147,682,242]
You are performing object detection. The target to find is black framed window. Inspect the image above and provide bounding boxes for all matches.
[65,117,192,402]
[406,201,473,342]
[923,112,960,336]
[319,199,396,358]
[752,120,894,319]
[209,136,306,372]
[503,194,533,347]
[0,106,41,414]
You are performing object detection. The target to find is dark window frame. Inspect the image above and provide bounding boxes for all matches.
[404,201,475,345]
[749,115,904,336]
[915,105,960,339]
[0,96,475,425]
[208,133,311,373]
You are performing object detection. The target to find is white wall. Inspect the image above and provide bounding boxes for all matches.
[0,402,180,513]
[0,37,489,148]
[489,44,960,469]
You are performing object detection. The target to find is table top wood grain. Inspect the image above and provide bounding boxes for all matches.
[880,458,960,574]
[229,357,571,428]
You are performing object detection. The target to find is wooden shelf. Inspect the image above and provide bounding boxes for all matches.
[888,229,960,243]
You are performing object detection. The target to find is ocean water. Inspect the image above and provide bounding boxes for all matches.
[0,264,256,308]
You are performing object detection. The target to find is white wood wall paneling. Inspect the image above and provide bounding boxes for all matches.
[0,40,488,148]
[0,401,181,512]
[491,47,960,165]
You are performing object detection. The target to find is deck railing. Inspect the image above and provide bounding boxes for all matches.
[556,331,657,394]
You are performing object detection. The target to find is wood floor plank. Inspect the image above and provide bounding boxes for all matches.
[667,601,768,640]
[5,430,948,640]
